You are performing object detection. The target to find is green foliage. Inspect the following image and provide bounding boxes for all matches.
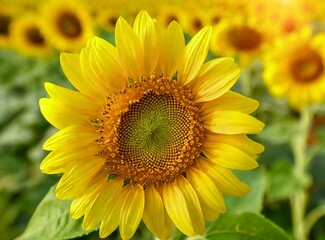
[205,213,292,240]
[267,160,311,201]
[16,186,96,240]
[0,50,62,239]
[225,167,266,214]
[258,118,299,145]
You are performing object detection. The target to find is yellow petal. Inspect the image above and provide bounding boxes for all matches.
[39,98,90,130]
[205,131,264,156]
[115,17,144,80]
[196,157,250,196]
[203,111,265,134]
[201,91,260,114]
[187,167,226,221]
[178,26,212,85]
[40,145,102,174]
[69,171,108,219]
[159,21,185,78]
[80,37,128,92]
[70,195,95,220]
[83,179,124,230]
[55,160,104,200]
[143,186,172,240]
[80,45,109,97]
[100,186,131,238]
[133,11,158,76]
[44,82,101,117]
[190,58,240,102]
[203,143,259,170]
[43,125,99,151]
[60,53,103,103]
[163,181,195,236]
[120,185,145,240]
[176,176,204,234]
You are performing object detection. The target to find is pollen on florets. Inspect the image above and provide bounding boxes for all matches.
[94,75,205,187]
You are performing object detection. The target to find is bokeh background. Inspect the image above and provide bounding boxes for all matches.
[1,0,325,239]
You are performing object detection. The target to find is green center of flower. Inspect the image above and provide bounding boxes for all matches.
[97,75,204,186]
[227,26,262,51]
[290,49,324,83]
[57,12,82,38]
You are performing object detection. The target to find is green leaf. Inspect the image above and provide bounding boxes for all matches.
[267,160,311,201]
[16,185,95,240]
[258,118,299,144]
[313,126,325,155]
[205,212,292,240]
[225,167,266,214]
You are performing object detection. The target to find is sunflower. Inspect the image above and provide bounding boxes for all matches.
[9,14,53,58]
[40,11,264,240]
[156,3,186,29]
[95,1,131,33]
[0,4,15,48]
[250,0,320,36]
[263,27,325,109]
[210,15,272,66]
[180,5,211,37]
[40,0,94,52]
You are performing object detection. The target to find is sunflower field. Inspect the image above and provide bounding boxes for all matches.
[1,0,325,240]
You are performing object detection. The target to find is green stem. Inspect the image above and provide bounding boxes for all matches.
[186,235,206,240]
[303,205,325,238]
[240,67,251,96]
[290,107,313,240]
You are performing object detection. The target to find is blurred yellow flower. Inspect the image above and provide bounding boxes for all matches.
[40,0,94,53]
[39,11,264,240]
[263,27,325,108]
[210,15,271,66]
[10,14,53,58]
[156,2,186,29]
[0,4,15,48]
[251,0,320,36]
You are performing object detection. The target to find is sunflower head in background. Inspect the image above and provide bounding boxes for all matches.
[40,0,94,53]
[250,0,321,37]
[0,4,15,48]
[39,11,265,240]
[210,15,272,66]
[156,2,186,29]
[9,14,53,58]
[263,27,325,109]
[180,4,211,37]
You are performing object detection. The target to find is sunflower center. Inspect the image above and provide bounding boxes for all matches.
[0,15,11,36]
[57,12,82,38]
[192,18,203,31]
[97,76,204,186]
[290,49,324,83]
[227,26,262,51]
[26,27,45,45]
[107,16,118,27]
[165,14,178,26]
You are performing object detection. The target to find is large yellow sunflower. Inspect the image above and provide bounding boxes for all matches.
[10,14,53,58]
[40,11,264,240]
[40,0,94,53]
[263,27,325,109]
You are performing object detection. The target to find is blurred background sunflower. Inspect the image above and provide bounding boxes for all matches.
[40,0,94,53]
[9,14,53,58]
[1,0,325,239]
